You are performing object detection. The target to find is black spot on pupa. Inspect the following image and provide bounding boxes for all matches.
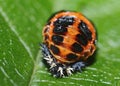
[78,21,92,40]
[71,43,83,53]
[52,35,63,44]
[76,34,88,46]
[53,26,67,34]
[50,45,60,55]
[66,53,78,60]
[54,16,75,27]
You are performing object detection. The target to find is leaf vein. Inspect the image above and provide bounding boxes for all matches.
[0,7,33,59]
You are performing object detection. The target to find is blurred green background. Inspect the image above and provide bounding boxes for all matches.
[0,0,120,86]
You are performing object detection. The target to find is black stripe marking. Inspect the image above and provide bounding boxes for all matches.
[78,21,92,40]
[76,34,88,46]
[44,27,49,33]
[44,35,49,40]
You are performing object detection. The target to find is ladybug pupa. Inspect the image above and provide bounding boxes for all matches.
[41,10,97,77]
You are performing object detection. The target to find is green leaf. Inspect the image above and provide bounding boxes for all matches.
[0,0,120,86]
